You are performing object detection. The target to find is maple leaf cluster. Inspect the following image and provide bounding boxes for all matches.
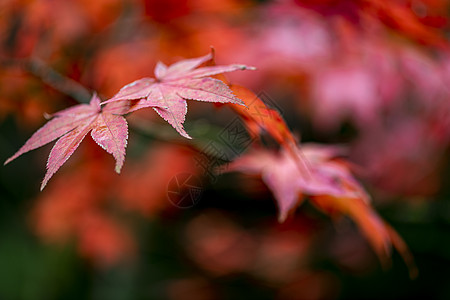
[3,52,416,278]
[31,142,200,266]
[223,87,417,277]
[4,52,254,189]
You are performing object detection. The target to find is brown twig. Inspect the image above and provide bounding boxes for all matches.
[1,57,91,104]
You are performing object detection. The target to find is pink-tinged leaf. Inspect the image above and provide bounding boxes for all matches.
[4,114,92,165]
[53,103,96,118]
[125,99,164,114]
[5,96,102,166]
[102,100,132,115]
[225,150,301,222]
[226,143,415,274]
[311,194,418,277]
[6,94,132,190]
[90,93,101,110]
[106,78,155,102]
[54,94,101,117]
[227,145,362,221]
[103,96,169,116]
[160,52,213,80]
[103,52,254,138]
[91,114,128,173]
[154,61,168,79]
[263,168,306,222]
[153,101,190,139]
[41,117,97,190]
[165,78,245,105]
[173,64,256,80]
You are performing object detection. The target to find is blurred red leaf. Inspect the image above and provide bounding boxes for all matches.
[184,211,255,276]
[227,144,417,277]
[365,0,448,47]
[184,211,317,281]
[117,143,199,215]
[77,212,135,267]
[228,85,297,146]
[31,153,134,266]
[295,0,448,47]
[226,84,314,181]
[77,0,123,31]
[227,144,359,222]
[142,0,191,23]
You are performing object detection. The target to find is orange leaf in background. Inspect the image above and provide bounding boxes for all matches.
[183,211,315,281]
[311,194,418,278]
[228,84,297,146]
[184,211,255,276]
[77,212,135,267]
[227,84,311,184]
[90,40,161,97]
[32,165,105,242]
[78,0,123,31]
[295,0,448,47]
[19,0,88,56]
[0,67,54,126]
[117,143,200,216]
[31,150,135,266]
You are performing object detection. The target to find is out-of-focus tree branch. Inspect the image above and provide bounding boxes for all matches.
[1,57,91,104]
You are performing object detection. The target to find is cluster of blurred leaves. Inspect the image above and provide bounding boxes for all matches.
[1,0,450,299]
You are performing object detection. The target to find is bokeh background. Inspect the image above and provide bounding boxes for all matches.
[1,0,450,299]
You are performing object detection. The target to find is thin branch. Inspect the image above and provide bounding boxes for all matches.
[1,57,92,104]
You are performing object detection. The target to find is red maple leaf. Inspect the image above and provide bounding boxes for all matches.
[225,84,313,182]
[227,144,417,277]
[227,144,360,222]
[4,94,153,190]
[102,52,255,138]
